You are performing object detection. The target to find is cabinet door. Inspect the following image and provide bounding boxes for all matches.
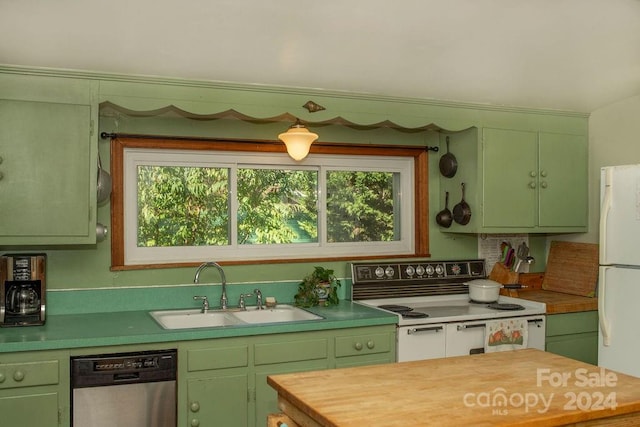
[546,333,598,365]
[0,99,94,244]
[254,360,327,427]
[538,133,588,227]
[0,392,59,427]
[187,374,248,427]
[482,128,538,228]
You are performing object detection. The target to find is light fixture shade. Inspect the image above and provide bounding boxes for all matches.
[278,123,318,161]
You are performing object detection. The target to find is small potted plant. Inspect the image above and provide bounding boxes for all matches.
[294,266,341,307]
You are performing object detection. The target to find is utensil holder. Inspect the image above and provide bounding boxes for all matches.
[489,262,519,285]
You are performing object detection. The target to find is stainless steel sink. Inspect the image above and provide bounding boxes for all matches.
[230,305,323,324]
[150,309,243,329]
[150,305,322,329]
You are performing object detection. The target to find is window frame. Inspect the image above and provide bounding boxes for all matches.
[110,137,431,270]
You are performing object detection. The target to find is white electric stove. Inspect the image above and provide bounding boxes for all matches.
[352,259,546,362]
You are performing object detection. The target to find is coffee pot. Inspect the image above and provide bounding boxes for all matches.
[1,253,46,326]
[7,284,40,315]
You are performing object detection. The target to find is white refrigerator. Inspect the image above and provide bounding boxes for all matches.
[599,164,640,378]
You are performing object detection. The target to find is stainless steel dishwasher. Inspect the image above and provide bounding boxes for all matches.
[71,349,177,427]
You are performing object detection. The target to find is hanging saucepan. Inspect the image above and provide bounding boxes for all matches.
[435,191,453,228]
[439,136,457,178]
[96,153,112,205]
[453,182,472,225]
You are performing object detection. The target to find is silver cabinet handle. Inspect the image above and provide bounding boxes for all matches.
[528,318,544,327]
[457,323,486,331]
[407,326,444,335]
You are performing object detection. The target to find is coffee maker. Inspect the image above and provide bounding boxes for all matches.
[0,253,46,326]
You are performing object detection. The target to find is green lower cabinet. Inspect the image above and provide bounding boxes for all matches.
[545,311,598,365]
[334,330,395,368]
[178,325,396,427]
[0,325,395,427]
[0,350,69,427]
[182,343,250,427]
[187,374,249,427]
[255,360,328,426]
[0,391,59,427]
[253,335,329,426]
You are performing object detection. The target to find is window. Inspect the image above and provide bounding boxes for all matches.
[110,138,430,269]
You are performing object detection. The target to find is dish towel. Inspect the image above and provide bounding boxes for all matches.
[485,318,528,353]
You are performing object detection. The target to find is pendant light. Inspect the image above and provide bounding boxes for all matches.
[278,119,318,161]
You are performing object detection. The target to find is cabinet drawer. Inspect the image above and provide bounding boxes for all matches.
[187,346,249,372]
[335,333,391,358]
[0,360,59,389]
[546,311,598,336]
[255,339,327,365]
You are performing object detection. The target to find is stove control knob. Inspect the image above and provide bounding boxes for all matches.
[375,267,385,278]
[425,265,434,275]
[435,264,444,275]
[451,264,462,275]
[385,266,395,278]
[415,265,425,276]
[405,266,415,276]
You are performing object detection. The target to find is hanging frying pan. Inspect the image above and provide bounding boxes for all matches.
[96,153,112,205]
[453,182,472,225]
[435,191,453,228]
[439,136,457,178]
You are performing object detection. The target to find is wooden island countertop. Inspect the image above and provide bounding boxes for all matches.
[267,349,640,427]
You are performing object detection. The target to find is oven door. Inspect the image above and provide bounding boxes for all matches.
[446,316,546,357]
[397,323,446,362]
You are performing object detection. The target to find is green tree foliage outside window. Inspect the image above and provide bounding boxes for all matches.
[137,165,229,247]
[137,166,397,247]
[237,168,318,244]
[327,171,395,242]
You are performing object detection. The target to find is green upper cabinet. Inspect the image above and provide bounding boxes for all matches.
[482,128,539,228]
[537,132,588,228]
[439,127,588,234]
[0,74,98,244]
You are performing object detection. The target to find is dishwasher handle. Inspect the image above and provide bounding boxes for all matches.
[114,373,141,382]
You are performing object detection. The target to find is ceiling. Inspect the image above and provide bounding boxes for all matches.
[2,0,640,113]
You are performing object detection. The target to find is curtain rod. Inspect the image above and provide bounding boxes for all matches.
[99,132,440,152]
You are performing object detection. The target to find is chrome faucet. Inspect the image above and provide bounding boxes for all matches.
[238,293,253,310]
[193,295,210,313]
[238,289,264,310]
[193,262,228,310]
[254,288,264,310]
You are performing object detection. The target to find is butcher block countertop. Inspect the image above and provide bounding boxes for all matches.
[515,290,598,314]
[499,271,598,314]
[268,349,640,427]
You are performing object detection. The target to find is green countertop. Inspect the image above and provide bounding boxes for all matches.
[0,301,397,353]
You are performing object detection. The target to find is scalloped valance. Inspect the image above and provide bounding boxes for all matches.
[99,101,473,134]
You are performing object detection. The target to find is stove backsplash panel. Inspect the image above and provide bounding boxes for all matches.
[351,259,486,300]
